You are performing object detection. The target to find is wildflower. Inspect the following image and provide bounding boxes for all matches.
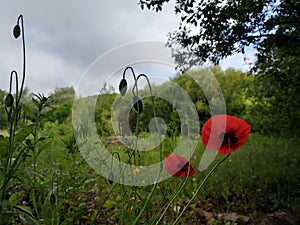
[201,115,250,154]
[173,205,181,213]
[164,154,195,177]
[22,200,27,205]
[133,167,140,175]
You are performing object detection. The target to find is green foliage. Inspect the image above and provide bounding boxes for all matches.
[48,87,75,106]
[140,0,300,64]
[95,93,118,136]
[201,134,300,213]
[47,87,74,124]
[250,48,300,137]
[171,66,253,122]
[139,0,300,138]
[51,101,72,124]
[217,67,254,117]
[1,12,299,224]
[0,89,8,129]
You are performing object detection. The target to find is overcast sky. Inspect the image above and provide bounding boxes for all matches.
[0,0,255,96]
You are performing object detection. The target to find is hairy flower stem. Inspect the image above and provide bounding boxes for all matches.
[16,15,26,105]
[153,159,192,224]
[173,153,231,224]
[1,15,26,202]
[136,74,163,167]
[91,149,135,223]
[132,170,162,225]
[121,68,164,224]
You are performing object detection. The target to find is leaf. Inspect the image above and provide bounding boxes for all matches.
[36,140,52,157]
[8,192,24,205]
[41,190,60,225]
[0,210,16,224]
[104,200,116,210]
[15,205,34,217]
[22,104,35,119]
[16,210,39,225]
[14,124,34,144]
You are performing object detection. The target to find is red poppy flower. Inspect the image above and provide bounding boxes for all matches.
[201,115,250,154]
[164,154,195,177]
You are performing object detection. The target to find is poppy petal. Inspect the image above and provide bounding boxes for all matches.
[165,154,195,177]
[201,115,250,154]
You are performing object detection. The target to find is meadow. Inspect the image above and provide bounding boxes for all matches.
[1,121,299,224]
[1,14,300,225]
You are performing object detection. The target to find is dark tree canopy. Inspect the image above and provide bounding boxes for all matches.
[140,0,300,64]
[140,0,300,137]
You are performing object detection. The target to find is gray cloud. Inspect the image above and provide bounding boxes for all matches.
[0,1,179,94]
[0,0,253,95]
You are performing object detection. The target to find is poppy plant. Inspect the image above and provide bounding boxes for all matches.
[201,115,250,154]
[164,154,195,177]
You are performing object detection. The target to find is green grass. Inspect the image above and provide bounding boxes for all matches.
[197,133,300,213]
[2,130,299,224]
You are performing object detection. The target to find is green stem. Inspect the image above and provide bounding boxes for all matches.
[172,153,231,225]
[16,15,26,105]
[153,140,193,224]
[91,149,135,223]
[131,73,164,224]
[132,171,161,225]
[1,15,26,202]
[153,167,191,224]
[91,182,117,223]
[119,184,125,225]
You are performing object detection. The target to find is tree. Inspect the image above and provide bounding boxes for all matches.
[250,48,300,137]
[49,87,75,105]
[47,87,75,124]
[140,0,300,137]
[139,0,300,65]
[217,67,254,117]
[95,93,118,136]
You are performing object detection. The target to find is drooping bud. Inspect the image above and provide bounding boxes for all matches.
[181,123,188,136]
[119,78,127,96]
[133,96,143,114]
[108,171,114,185]
[49,193,56,205]
[5,93,14,107]
[13,25,21,39]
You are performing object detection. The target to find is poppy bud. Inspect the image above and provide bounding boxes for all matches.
[133,96,143,114]
[181,123,188,136]
[13,25,21,39]
[25,139,31,146]
[119,78,127,96]
[5,93,14,107]
[50,193,56,205]
[108,171,114,184]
